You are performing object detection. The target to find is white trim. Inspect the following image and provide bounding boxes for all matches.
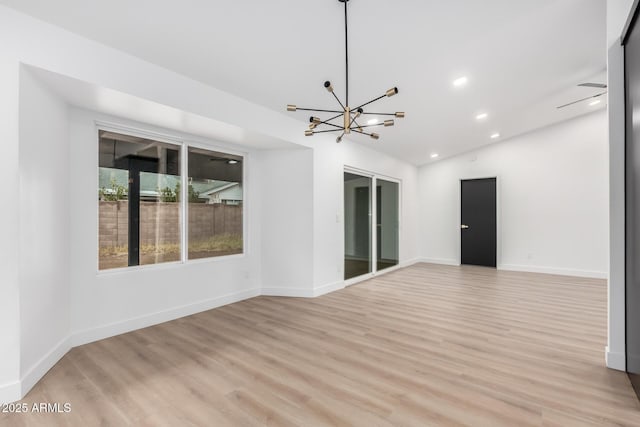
[20,336,71,399]
[261,287,315,298]
[180,142,188,264]
[313,280,345,297]
[345,257,423,287]
[608,40,627,375]
[95,120,184,146]
[606,346,626,371]
[398,257,424,268]
[372,175,378,273]
[417,257,461,266]
[345,273,374,287]
[498,263,607,279]
[71,287,260,347]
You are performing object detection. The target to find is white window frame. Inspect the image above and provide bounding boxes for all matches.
[95,120,248,274]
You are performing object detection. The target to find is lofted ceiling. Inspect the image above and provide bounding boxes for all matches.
[2,0,606,165]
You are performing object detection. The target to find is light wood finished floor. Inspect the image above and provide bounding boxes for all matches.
[3,263,640,426]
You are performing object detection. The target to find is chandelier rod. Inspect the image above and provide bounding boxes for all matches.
[344,0,349,108]
[295,107,344,114]
[354,94,387,111]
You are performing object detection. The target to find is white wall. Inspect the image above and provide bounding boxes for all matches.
[606,0,635,370]
[0,57,22,405]
[18,67,71,392]
[69,108,262,343]
[419,111,609,278]
[0,3,306,403]
[258,148,314,296]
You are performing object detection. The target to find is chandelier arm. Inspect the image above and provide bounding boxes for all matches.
[359,112,397,116]
[352,129,375,137]
[352,117,364,130]
[320,121,345,130]
[318,113,344,126]
[353,94,386,111]
[331,91,346,110]
[352,123,385,129]
[296,107,344,114]
[311,128,346,134]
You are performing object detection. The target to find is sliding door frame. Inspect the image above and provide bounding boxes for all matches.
[344,166,402,286]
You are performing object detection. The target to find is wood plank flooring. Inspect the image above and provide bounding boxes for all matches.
[2,263,639,426]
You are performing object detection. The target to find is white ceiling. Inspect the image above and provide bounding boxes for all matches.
[3,0,607,165]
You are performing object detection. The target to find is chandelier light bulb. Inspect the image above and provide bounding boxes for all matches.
[384,120,395,127]
[386,87,399,97]
[324,81,334,92]
[371,133,380,140]
[287,105,297,111]
[305,130,314,136]
[395,112,405,118]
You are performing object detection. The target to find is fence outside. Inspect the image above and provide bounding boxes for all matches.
[99,201,242,248]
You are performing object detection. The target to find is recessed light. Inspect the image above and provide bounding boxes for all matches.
[589,99,601,106]
[453,76,468,87]
[227,159,238,165]
[476,113,488,121]
[367,118,379,125]
[430,153,439,159]
[490,133,500,139]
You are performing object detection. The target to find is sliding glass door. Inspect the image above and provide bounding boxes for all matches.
[344,172,372,280]
[344,170,400,281]
[377,179,399,272]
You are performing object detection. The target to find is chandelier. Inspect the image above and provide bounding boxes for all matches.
[286,0,404,143]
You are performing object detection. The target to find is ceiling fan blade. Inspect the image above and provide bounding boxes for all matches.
[578,82,608,89]
[556,92,607,109]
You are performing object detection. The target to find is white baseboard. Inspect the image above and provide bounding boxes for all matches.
[499,263,607,279]
[20,336,71,399]
[313,281,345,297]
[606,346,626,371]
[0,380,21,405]
[72,287,260,347]
[399,257,424,268]
[261,287,315,298]
[416,257,460,266]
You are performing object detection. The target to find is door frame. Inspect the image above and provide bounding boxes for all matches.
[456,175,501,267]
[343,166,402,286]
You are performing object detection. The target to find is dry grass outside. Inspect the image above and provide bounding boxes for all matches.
[188,233,243,254]
[99,234,242,259]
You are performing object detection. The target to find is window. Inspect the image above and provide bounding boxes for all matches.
[98,130,182,270]
[187,147,243,260]
[97,129,244,271]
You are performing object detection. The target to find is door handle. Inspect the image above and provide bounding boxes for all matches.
[461,224,470,229]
